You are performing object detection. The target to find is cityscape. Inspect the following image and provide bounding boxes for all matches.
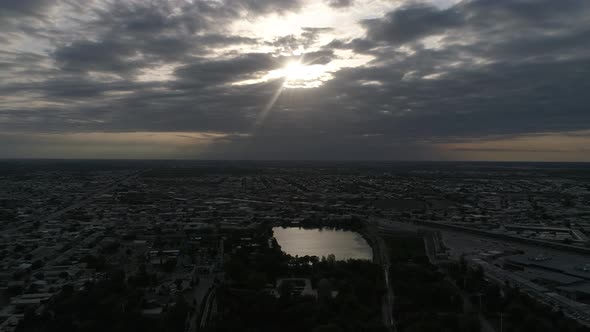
[0,160,589,331]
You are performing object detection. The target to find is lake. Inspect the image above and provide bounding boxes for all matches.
[272,227,373,261]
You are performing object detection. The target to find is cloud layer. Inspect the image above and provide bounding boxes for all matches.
[1,0,590,160]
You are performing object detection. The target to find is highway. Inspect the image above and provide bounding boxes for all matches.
[379,219,590,329]
[478,260,590,327]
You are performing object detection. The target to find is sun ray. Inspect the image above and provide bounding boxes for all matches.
[253,55,330,130]
[254,78,286,129]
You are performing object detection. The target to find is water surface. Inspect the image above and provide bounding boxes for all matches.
[273,227,373,261]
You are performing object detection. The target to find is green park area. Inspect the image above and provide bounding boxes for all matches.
[384,232,480,332]
[15,270,190,332]
[215,230,385,332]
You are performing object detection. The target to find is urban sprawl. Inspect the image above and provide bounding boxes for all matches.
[1,161,590,332]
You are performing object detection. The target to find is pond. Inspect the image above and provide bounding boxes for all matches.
[272,227,373,261]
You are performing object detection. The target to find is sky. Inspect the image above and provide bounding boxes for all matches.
[1,0,590,161]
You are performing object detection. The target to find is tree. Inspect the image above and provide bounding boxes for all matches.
[312,324,342,332]
[165,295,189,332]
[31,260,44,270]
[278,281,294,301]
[327,254,336,265]
[162,258,177,273]
[246,271,266,290]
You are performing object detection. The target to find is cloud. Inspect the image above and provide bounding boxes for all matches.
[173,53,277,87]
[54,40,139,75]
[268,27,334,54]
[38,0,275,84]
[325,0,354,9]
[362,3,463,45]
[0,0,57,17]
[227,0,303,14]
[301,50,335,65]
[1,0,590,160]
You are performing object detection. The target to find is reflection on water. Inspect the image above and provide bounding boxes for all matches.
[272,227,373,261]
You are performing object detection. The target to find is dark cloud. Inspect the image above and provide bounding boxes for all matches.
[54,40,139,75]
[313,0,590,147]
[93,1,223,37]
[49,1,265,78]
[0,0,57,17]
[362,0,590,54]
[173,53,277,87]
[301,27,333,45]
[197,34,259,46]
[0,0,60,34]
[325,0,354,9]
[362,3,463,45]
[301,50,335,65]
[227,0,303,14]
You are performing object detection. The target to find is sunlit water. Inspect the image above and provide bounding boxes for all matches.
[272,227,373,261]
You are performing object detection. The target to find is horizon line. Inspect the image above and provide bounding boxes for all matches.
[1,157,589,164]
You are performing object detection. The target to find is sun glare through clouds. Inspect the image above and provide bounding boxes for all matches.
[231,60,335,89]
[269,61,333,88]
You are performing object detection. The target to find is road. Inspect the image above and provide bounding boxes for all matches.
[187,276,214,332]
[199,287,216,329]
[366,222,397,332]
[381,219,590,329]
[433,228,590,327]
[479,260,590,328]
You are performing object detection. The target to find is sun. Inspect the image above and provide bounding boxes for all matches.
[232,59,335,88]
[282,61,309,81]
[272,60,333,88]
